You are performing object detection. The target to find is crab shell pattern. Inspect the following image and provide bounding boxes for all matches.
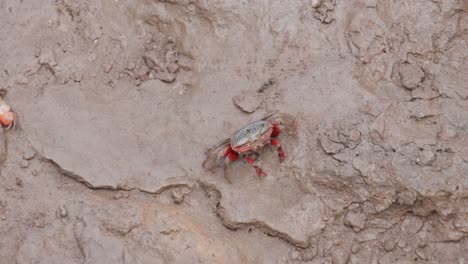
[230,120,273,153]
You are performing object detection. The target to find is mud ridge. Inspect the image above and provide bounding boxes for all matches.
[198,181,311,248]
[41,154,310,248]
[41,155,194,195]
[40,157,119,190]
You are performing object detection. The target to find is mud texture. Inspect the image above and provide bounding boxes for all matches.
[1,0,468,263]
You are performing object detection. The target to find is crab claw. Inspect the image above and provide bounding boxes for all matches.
[0,111,15,129]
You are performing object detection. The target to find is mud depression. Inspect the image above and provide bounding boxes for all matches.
[0,0,467,263]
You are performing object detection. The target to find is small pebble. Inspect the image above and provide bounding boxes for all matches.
[290,250,300,260]
[398,62,424,90]
[416,248,428,260]
[397,240,407,249]
[22,148,36,160]
[148,70,157,79]
[396,189,417,206]
[171,190,185,204]
[102,63,113,73]
[0,200,6,207]
[37,49,57,66]
[154,71,176,83]
[59,205,68,218]
[166,62,179,74]
[20,160,30,168]
[34,47,41,57]
[402,245,413,252]
[16,177,23,187]
[87,53,97,62]
[232,91,263,113]
[332,247,350,264]
[418,145,435,166]
[73,72,83,82]
[31,170,38,176]
[127,61,136,70]
[1,215,6,220]
[113,191,129,199]
[384,240,396,252]
[322,256,333,264]
[311,0,323,8]
[257,78,276,93]
[351,244,361,254]
[417,240,427,248]
[301,245,318,261]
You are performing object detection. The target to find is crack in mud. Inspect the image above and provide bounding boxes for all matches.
[41,157,119,190]
[40,153,312,248]
[40,156,193,194]
[39,152,317,250]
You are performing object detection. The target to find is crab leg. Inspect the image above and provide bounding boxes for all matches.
[222,147,239,183]
[270,138,285,162]
[245,157,267,177]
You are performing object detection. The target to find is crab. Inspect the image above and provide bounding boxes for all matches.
[202,111,295,182]
[0,96,16,130]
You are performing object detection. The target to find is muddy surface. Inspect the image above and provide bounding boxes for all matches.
[1,0,467,263]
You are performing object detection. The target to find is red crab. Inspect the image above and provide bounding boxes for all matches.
[0,96,16,130]
[202,111,295,182]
